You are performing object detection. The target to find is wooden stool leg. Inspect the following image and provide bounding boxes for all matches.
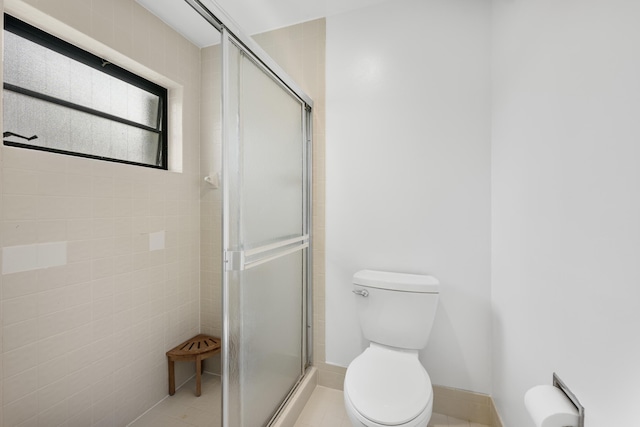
[168,358,176,396]
[195,356,202,397]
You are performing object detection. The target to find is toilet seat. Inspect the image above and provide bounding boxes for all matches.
[344,344,433,426]
[344,390,433,427]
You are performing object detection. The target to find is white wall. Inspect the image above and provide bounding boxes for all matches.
[491,0,640,425]
[326,0,492,393]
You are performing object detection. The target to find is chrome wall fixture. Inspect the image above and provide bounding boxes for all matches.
[553,373,585,427]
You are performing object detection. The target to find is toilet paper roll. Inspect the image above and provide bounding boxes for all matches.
[525,385,579,427]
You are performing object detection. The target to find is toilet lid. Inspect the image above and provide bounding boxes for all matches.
[345,346,432,426]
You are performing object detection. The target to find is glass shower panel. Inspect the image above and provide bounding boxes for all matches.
[240,251,303,427]
[240,53,304,248]
[223,36,308,427]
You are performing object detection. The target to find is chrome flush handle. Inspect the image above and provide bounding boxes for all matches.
[352,289,369,297]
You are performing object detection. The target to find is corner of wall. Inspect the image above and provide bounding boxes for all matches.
[315,362,346,390]
[490,397,505,427]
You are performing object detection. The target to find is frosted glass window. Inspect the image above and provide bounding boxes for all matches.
[2,14,167,168]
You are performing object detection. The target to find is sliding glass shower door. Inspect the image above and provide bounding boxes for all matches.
[222,31,311,427]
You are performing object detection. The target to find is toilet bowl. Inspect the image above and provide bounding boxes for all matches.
[344,344,433,427]
[344,270,440,427]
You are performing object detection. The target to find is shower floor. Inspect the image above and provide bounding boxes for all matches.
[129,373,221,427]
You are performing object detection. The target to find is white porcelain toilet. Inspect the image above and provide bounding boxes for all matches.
[344,270,440,427]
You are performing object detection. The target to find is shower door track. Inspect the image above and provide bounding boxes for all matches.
[266,368,312,427]
[183,0,313,108]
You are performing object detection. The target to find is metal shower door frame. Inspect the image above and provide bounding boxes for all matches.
[220,32,313,426]
[182,1,313,425]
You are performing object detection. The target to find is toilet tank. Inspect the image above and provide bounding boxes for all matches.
[353,270,440,350]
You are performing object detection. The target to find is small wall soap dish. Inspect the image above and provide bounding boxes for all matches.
[204,172,220,189]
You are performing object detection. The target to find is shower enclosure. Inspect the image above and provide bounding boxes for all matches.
[187,1,313,426]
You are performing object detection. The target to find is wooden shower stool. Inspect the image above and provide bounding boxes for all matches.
[166,334,221,397]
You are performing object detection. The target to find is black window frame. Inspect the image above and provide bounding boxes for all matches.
[3,14,169,170]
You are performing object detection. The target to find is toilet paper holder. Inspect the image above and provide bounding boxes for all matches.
[552,373,584,427]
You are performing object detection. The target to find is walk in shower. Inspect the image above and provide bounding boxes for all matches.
[143,1,314,425]
[0,0,312,423]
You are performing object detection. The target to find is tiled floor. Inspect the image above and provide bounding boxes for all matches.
[128,377,489,427]
[128,374,221,427]
[293,386,490,427]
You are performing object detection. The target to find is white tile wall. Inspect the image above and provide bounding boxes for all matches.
[1,0,203,426]
[2,241,67,274]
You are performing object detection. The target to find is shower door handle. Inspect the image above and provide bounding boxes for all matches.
[224,235,309,271]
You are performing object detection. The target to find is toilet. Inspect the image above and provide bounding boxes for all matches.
[344,270,440,427]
